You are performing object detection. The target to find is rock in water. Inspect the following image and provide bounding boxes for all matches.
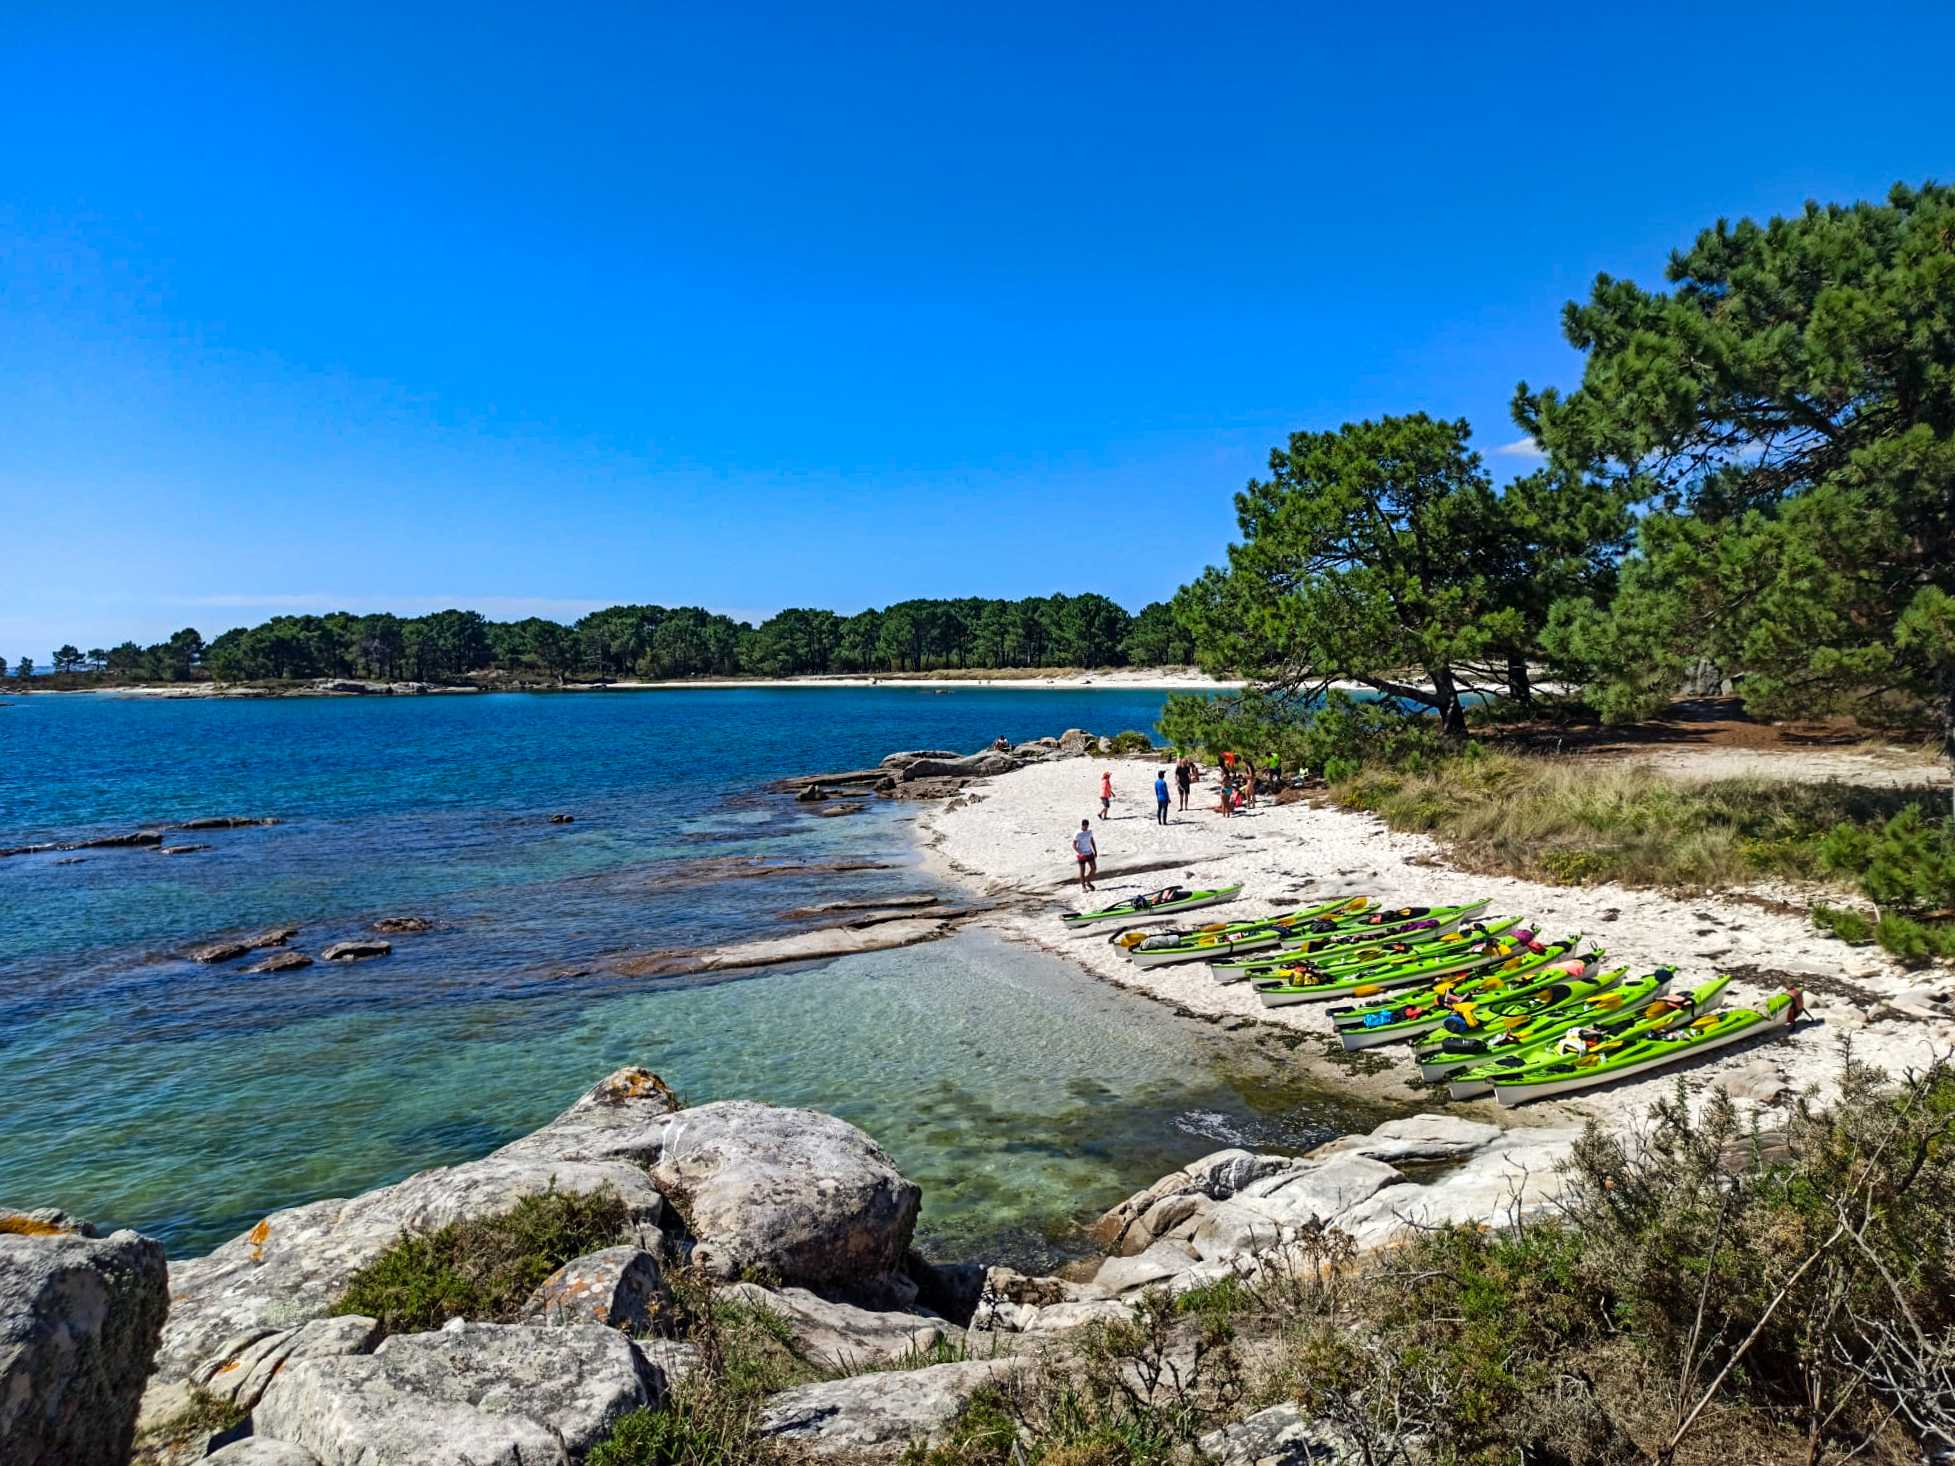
[0,1223,168,1466]
[649,1101,920,1289]
[320,940,391,962]
[251,1322,660,1466]
[244,950,314,975]
[191,940,254,964]
[370,916,432,934]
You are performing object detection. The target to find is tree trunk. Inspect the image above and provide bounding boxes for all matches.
[1506,652,1532,707]
[1430,665,1469,739]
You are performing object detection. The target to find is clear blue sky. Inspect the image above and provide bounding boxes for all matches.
[4,2,1951,656]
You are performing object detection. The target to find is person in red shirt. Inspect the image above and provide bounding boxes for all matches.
[1099,770,1113,820]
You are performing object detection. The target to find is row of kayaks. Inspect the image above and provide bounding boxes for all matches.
[1060,889,1804,1106]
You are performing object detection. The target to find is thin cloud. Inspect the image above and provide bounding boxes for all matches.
[1495,437,1545,459]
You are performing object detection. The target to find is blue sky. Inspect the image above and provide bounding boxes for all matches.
[3,2,1952,656]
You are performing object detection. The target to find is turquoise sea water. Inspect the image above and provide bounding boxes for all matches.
[0,689,1385,1265]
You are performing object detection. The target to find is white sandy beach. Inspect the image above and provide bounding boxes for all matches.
[919,755,1955,1132]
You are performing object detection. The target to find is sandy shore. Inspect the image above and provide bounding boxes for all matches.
[917,756,1955,1131]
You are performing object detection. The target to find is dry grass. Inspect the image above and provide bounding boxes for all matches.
[1334,751,1937,893]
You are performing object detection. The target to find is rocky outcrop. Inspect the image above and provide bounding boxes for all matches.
[320,940,391,962]
[757,1358,1027,1458]
[1057,728,1093,755]
[898,751,1019,780]
[252,1321,660,1465]
[651,1101,920,1289]
[371,916,432,935]
[520,1247,665,1332]
[0,1223,168,1466]
[155,1067,681,1386]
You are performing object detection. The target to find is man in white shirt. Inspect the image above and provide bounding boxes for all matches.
[1072,819,1099,892]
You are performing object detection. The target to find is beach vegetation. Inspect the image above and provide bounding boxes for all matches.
[330,1184,629,1338]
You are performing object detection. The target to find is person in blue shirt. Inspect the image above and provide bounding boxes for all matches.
[1154,770,1171,825]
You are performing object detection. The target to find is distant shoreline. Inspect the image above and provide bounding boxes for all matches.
[10,668,1248,699]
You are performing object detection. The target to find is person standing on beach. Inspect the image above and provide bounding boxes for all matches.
[1216,772,1234,818]
[1154,769,1170,825]
[1072,819,1099,891]
[1099,770,1113,820]
[1174,758,1193,812]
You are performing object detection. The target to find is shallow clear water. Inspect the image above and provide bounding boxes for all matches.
[0,689,1386,1264]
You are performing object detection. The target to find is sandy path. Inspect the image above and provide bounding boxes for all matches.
[1632,743,1949,790]
[917,757,1955,1132]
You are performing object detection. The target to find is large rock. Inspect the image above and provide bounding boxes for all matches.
[244,950,314,975]
[650,1101,919,1288]
[192,1315,380,1412]
[1088,1148,1294,1256]
[1333,1129,1581,1250]
[1307,1114,1502,1167]
[722,1283,957,1369]
[1189,1156,1404,1262]
[757,1358,1025,1458]
[879,749,960,769]
[319,940,391,962]
[520,1247,665,1332]
[0,1224,168,1466]
[205,1441,325,1465]
[155,1068,680,1386]
[252,1321,658,1466]
[1091,1239,1199,1295]
[899,751,1019,780]
[1056,728,1093,755]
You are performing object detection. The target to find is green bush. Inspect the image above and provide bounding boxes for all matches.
[1815,808,1955,962]
[332,1185,628,1337]
[1105,730,1156,755]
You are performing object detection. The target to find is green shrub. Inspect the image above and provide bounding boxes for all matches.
[1812,903,1876,945]
[1106,730,1156,755]
[332,1185,628,1337]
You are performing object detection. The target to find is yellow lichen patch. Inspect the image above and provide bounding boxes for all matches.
[212,1359,243,1375]
[593,1068,679,1108]
[247,1218,271,1262]
[0,1215,72,1237]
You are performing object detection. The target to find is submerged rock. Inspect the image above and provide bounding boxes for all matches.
[0,1223,168,1466]
[320,939,391,962]
[252,1322,660,1466]
[191,926,299,964]
[157,843,212,856]
[176,816,282,831]
[650,1101,920,1289]
[191,940,254,964]
[244,950,314,975]
[370,916,432,934]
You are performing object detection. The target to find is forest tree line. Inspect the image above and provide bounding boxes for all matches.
[2,595,1197,686]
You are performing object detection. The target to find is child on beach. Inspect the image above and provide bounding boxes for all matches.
[1072,819,1099,890]
[1099,770,1113,820]
[1154,769,1170,825]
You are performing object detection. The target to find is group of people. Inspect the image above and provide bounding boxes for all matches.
[1072,752,1279,889]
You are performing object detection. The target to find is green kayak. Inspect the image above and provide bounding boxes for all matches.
[1121,895,1374,967]
[1253,921,1530,1008]
[1413,968,1662,1082]
[1491,987,1802,1106]
[1209,900,1493,979]
[1060,883,1243,929]
[1107,893,1367,955]
[1333,940,1593,1051]
[1446,975,1725,1099]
